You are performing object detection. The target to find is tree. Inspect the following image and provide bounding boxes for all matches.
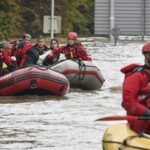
[15,0,94,37]
[0,0,94,39]
[55,0,94,35]
[0,0,18,40]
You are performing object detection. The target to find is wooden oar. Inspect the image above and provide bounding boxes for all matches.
[95,115,150,121]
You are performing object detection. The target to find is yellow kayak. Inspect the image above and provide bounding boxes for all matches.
[102,123,150,150]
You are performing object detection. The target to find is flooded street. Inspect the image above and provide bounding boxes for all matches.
[0,39,144,150]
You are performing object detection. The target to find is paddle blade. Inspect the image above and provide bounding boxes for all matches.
[95,115,138,121]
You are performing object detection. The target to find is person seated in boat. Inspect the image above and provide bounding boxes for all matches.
[121,41,150,134]
[13,34,33,68]
[22,35,49,68]
[46,32,92,61]
[4,41,18,72]
[42,39,60,66]
[19,33,32,47]
[0,41,17,76]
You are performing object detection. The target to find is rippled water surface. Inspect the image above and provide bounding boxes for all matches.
[0,39,144,150]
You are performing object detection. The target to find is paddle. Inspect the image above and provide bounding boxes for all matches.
[95,115,150,121]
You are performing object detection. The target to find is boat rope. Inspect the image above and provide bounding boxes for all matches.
[29,65,48,70]
[78,58,86,80]
[122,135,139,146]
[47,59,80,82]
[65,59,86,82]
[102,140,150,150]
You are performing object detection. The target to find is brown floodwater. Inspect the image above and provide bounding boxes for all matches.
[0,39,143,150]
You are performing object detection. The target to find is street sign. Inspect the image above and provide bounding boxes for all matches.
[43,15,61,33]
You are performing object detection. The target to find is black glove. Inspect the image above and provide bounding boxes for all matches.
[144,109,150,116]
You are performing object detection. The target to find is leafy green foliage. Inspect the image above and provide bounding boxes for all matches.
[0,1,18,40]
[0,0,94,39]
[55,0,94,35]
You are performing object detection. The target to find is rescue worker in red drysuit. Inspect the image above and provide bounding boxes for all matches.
[0,41,17,76]
[11,34,33,68]
[47,32,92,61]
[121,42,150,134]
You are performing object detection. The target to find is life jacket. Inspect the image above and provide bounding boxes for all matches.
[0,50,4,70]
[18,44,33,68]
[121,64,150,108]
[63,45,77,59]
[63,43,81,59]
[0,49,12,76]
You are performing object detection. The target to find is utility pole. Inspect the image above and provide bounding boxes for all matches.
[51,0,54,39]
[142,0,146,41]
[110,0,115,43]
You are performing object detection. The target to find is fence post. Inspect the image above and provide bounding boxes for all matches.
[51,0,54,39]
[142,0,146,41]
[110,0,115,43]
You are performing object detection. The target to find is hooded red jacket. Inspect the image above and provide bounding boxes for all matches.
[1,49,12,67]
[19,44,33,68]
[121,64,150,134]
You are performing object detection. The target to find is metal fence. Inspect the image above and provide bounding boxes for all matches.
[94,0,150,39]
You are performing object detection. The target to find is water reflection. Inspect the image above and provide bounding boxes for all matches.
[0,95,69,104]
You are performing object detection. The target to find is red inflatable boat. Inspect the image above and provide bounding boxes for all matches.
[0,66,70,96]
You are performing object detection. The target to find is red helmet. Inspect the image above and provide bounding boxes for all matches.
[68,32,78,40]
[142,42,150,54]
